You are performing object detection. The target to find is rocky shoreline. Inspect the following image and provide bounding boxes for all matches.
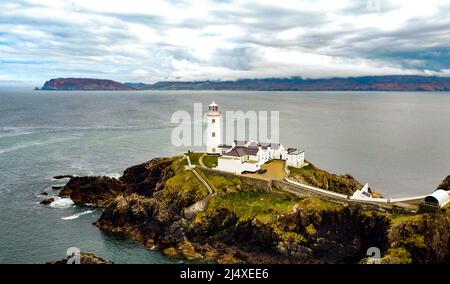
[53,156,450,264]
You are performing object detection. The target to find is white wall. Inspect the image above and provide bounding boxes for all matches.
[287,152,304,168]
[216,157,242,174]
[242,162,259,173]
[206,114,221,154]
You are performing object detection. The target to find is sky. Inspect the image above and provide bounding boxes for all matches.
[0,0,450,86]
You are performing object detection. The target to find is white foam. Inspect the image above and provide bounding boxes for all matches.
[0,135,82,155]
[61,210,95,220]
[49,197,74,209]
[106,173,121,179]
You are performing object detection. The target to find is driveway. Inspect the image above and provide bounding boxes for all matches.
[242,160,286,181]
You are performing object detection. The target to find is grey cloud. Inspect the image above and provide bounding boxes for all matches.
[211,47,261,70]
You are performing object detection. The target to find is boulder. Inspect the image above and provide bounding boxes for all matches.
[40,197,54,205]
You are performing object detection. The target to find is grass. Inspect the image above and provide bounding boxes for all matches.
[185,152,203,166]
[158,156,209,206]
[288,161,364,195]
[203,155,218,168]
[297,197,344,212]
[198,168,258,194]
[207,190,300,222]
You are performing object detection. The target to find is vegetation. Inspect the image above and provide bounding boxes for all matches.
[297,197,343,212]
[201,190,300,222]
[288,162,364,195]
[185,152,203,166]
[202,155,218,168]
[198,169,259,195]
[159,157,209,207]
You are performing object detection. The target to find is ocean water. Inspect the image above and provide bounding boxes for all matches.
[0,88,449,263]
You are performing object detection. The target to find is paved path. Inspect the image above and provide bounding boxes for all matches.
[198,153,207,168]
[182,154,216,218]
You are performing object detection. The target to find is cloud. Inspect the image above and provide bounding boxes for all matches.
[0,0,449,86]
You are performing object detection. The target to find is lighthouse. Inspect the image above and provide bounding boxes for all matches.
[206,101,222,154]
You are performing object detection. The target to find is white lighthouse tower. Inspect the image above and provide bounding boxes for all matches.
[206,101,222,154]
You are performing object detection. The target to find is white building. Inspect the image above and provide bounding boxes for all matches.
[286,148,305,168]
[207,101,305,174]
[424,189,450,208]
[216,145,262,174]
[351,183,373,200]
[206,101,222,154]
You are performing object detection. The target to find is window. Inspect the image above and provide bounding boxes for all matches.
[212,148,216,152]
[212,119,215,123]
[212,132,215,137]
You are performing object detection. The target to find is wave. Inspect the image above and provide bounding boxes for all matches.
[61,210,95,220]
[49,197,74,209]
[0,125,147,135]
[0,135,81,155]
[0,131,36,138]
[106,172,121,179]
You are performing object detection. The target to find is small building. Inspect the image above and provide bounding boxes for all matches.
[424,190,450,208]
[216,146,261,174]
[286,148,305,168]
[351,184,373,200]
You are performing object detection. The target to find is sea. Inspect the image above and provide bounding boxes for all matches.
[0,88,449,263]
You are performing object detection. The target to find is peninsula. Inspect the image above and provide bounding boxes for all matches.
[40,78,134,91]
[51,154,450,264]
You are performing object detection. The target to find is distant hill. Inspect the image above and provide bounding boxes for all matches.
[124,82,151,89]
[40,78,135,91]
[40,75,450,91]
[136,75,450,91]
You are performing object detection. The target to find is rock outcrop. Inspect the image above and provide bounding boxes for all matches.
[438,175,450,191]
[40,197,54,205]
[46,252,113,264]
[59,157,176,207]
[59,176,125,207]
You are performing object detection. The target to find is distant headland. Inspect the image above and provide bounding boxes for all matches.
[37,75,450,91]
[39,78,134,91]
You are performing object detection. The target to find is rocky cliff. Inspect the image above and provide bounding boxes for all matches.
[59,157,450,264]
[41,78,134,91]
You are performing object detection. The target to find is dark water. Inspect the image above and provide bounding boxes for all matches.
[0,88,449,263]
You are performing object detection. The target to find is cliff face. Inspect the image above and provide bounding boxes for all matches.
[59,158,176,206]
[41,78,134,91]
[60,156,450,264]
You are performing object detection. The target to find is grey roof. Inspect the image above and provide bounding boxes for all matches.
[224,146,259,157]
[270,143,280,150]
[287,147,303,155]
